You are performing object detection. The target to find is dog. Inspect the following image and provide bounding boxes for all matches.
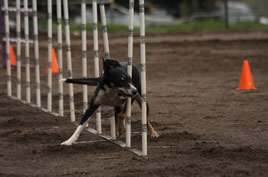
[61,58,159,146]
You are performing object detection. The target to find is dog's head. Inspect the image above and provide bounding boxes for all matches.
[102,58,138,98]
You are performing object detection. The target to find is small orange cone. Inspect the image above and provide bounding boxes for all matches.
[10,44,16,69]
[46,48,59,74]
[237,60,256,90]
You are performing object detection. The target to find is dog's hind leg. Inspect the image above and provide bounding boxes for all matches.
[118,112,126,136]
[114,107,125,137]
[61,104,99,146]
[114,107,126,137]
[147,120,159,138]
[135,95,159,138]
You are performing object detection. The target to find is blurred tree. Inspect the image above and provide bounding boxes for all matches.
[246,0,268,17]
[114,0,219,18]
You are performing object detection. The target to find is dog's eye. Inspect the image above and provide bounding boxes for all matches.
[121,77,124,81]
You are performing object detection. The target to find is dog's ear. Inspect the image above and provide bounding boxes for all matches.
[103,58,121,71]
[102,57,110,71]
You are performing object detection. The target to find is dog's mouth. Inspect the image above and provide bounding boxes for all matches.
[118,90,133,97]
[118,88,137,98]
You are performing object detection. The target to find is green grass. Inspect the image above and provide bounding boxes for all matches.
[231,21,268,30]
[146,20,268,33]
[38,19,268,33]
[69,23,130,32]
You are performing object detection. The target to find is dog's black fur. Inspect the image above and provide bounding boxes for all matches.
[61,59,158,146]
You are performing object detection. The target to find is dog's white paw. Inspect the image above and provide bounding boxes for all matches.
[61,125,83,146]
[59,78,67,82]
[61,140,74,146]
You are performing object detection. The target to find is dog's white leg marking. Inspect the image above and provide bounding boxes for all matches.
[61,122,87,146]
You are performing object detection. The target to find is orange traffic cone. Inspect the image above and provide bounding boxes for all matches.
[237,60,256,90]
[46,48,59,74]
[10,44,16,69]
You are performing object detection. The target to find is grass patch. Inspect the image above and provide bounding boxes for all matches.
[146,20,268,33]
[67,23,129,32]
[38,19,268,33]
[231,21,268,29]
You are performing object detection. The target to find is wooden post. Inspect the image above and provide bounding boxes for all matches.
[224,0,229,29]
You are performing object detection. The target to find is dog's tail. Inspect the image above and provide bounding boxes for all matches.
[60,77,99,86]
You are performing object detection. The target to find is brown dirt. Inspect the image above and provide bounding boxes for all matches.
[0,30,268,177]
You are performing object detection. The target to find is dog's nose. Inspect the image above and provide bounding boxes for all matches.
[132,89,137,95]
[129,83,138,96]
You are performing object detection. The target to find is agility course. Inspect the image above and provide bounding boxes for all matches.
[1,0,148,156]
[1,0,268,176]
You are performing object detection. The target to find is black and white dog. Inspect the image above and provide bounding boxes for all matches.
[61,58,159,146]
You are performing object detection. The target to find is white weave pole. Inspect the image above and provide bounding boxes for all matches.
[92,0,102,134]
[47,0,52,111]
[16,0,21,99]
[139,0,147,156]
[4,0,11,96]
[99,1,110,58]
[110,109,116,139]
[63,0,75,122]
[57,0,64,116]
[99,0,115,139]
[81,0,88,114]
[24,0,31,103]
[126,0,134,148]
[32,0,41,107]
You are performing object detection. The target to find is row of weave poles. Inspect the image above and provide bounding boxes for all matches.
[3,0,148,156]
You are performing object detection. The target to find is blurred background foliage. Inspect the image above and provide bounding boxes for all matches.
[6,0,268,32]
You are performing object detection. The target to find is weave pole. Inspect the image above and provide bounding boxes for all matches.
[4,0,11,96]
[92,0,102,134]
[33,0,41,107]
[81,0,88,114]
[139,0,147,156]
[99,0,115,139]
[16,0,21,100]
[126,0,134,148]
[2,0,60,117]
[57,0,64,116]
[24,0,31,103]
[99,1,110,58]
[47,0,52,111]
[1,0,6,68]
[63,0,75,122]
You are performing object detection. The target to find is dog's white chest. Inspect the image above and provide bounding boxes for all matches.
[95,86,123,106]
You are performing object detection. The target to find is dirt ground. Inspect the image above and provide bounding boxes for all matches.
[0,30,268,177]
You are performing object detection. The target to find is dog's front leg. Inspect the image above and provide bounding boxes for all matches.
[61,104,99,146]
[61,123,87,146]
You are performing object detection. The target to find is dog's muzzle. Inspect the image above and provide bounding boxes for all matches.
[118,83,138,97]
[128,83,138,97]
